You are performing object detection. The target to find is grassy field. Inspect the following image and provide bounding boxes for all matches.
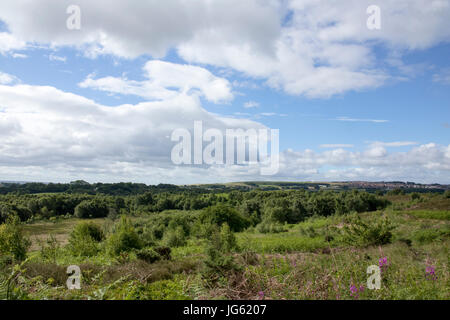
[1,193,449,300]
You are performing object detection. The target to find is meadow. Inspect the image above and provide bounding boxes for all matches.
[0,185,448,300]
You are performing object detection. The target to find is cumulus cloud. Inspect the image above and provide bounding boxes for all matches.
[0,1,449,183]
[179,0,450,97]
[0,79,448,184]
[0,72,19,84]
[0,0,449,97]
[278,143,450,183]
[0,0,280,59]
[0,81,266,183]
[0,32,26,54]
[79,60,233,103]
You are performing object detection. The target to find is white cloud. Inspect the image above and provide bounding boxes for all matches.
[0,80,265,182]
[79,60,233,103]
[48,54,67,62]
[179,0,450,97]
[0,32,26,54]
[0,72,19,84]
[0,0,280,59]
[369,141,419,147]
[333,117,389,123]
[0,79,448,183]
[0,1,449,98]
[433,67,450,85]
[278,143,450,183]
[11,53,27,59]
[244,101,260,108]
[260,113,277,117]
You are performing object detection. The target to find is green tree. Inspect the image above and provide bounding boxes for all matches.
[106,215,142,256]
[74,199,109,219]
[0,216,31,261]
[199,204,249,232]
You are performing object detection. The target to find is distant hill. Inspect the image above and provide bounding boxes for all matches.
[0,180,448,195]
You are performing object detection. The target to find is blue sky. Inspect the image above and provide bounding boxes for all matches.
[0,0,449,184]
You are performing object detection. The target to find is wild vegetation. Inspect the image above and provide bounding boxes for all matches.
[0,184,448,300]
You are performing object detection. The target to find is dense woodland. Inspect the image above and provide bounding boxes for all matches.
[0,185,391,226]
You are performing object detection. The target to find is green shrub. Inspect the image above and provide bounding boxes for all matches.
[68,222,104,257]
[163,226,187,248]
[412,228,449,244]
[202,223,240,283]
[410,193,421,201]
[106,215,142,256]
[38,234,60,263]
[136,248,161,263]
[73,221,104,242]
[75,199,109,219]
[219,223,238,252]
[199,204,250,232]
[191,221,217,239]
[341,215,396,247]
[0,216,30,261]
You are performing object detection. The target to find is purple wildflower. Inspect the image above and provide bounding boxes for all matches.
[258,291,265,300]
[349,285,359,299]
[426,265,437,281]
[379,256,389,273]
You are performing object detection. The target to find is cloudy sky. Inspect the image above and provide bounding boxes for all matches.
[0,0,449,184]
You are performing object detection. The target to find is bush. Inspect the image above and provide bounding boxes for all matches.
[136,248,161,263]
[341,215,396,247]
[202,223,240,283]
[191,221,217,239]
[411,193,421,201]
[74,199,109,219]
[163,226,186,248]
[73,221,104,241]
[106,216,142,256]
[68,222,104,257]
[0,216,30,261]
[199,204,250,232]
[444,190,450,199]
[412,228,449,244]
[219,223,238,252]
[38,234,60,263]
